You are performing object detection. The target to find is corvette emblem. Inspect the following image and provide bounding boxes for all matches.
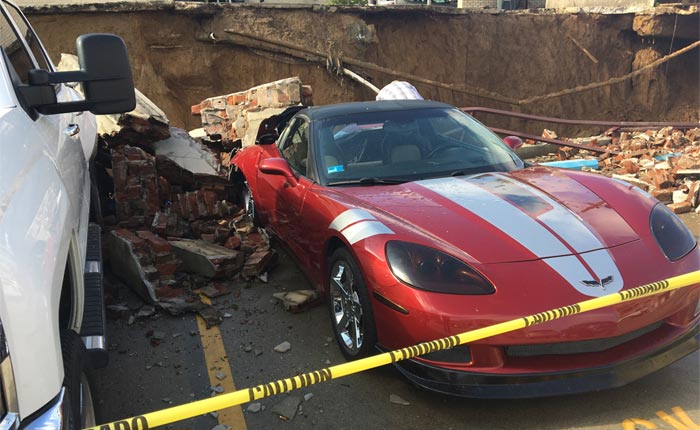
[579,275,614,290]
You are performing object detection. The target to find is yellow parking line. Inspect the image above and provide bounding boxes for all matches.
[657,407,700,430]
[196,296,247,430]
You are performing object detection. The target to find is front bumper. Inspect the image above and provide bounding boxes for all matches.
[23,388,68,430]
[388,321,699,398]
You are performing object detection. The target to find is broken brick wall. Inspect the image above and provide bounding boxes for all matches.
[191,77,313,148]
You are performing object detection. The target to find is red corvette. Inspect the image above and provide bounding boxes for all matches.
[231,100,700,397]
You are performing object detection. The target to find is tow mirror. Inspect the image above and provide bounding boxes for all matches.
[259,158,298,187]
[23,34,136,115]
[503,136,523,150]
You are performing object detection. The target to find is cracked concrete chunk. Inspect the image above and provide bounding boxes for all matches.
[389,394,410,406]
[271,396,302,420]
[137,305,156,318]
[107,230,157,303]
[247,403,262,413]
[273,341,291,353]
[200,283,231,298]
[158,296,206,316]
[272,290,320,313]
[198,306,223,328]
[171,239,244,278]
[153,127,219,176]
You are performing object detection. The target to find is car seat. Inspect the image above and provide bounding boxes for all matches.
[381,119,424,164]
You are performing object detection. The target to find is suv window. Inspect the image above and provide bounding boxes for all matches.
[279,119,310,176]
[0,4,35,84]
[3,1,50,72]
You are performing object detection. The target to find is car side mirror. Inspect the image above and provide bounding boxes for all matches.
[22,34,136,115]
[259,157,298,187]
[503,136,523,150]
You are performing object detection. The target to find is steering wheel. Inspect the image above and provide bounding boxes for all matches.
[427,143,467,159]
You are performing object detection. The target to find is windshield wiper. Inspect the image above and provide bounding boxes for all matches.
[449,169,473,177]
[326,177,409,186]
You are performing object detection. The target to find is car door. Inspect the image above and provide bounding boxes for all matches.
[1,0,91,261]
[256,117,313,265]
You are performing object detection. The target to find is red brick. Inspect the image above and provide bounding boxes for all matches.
[199,192,209,217]
[156,285,184,299]
[648,169,673,189]
[668,201,691,214]
[113,229,146,250]
[224,235,241,249]
[127,216,146,228]
[204,191,217,215]
[243,249,276,277]
[651,189,673,203]
[620,160,639,175]
[112,161,128,190]
[136,230,172,254]
[124,185,142,200]
[188,192,200,219]
[156,262,179,276]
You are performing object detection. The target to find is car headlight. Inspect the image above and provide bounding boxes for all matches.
[386,241,494,294]
[649,203,697,261]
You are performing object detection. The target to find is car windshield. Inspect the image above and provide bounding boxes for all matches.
[314,107,523,186]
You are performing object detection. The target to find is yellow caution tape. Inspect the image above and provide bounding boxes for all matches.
[86,270,700,430]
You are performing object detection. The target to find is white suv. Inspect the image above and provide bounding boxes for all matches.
[0,2,134,428]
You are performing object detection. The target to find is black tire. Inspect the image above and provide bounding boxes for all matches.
[60,330,96,430]
[327,247,378,360]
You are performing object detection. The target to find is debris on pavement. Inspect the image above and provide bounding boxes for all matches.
[271,395,302,421]
[273,341,292,353]
[170,239,244,279]
[389,394,411,406]
[247,403,262,413]
[272,290,320,312]
[198,306,224,328]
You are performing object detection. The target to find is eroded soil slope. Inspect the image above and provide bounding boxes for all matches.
[26,4,699,131]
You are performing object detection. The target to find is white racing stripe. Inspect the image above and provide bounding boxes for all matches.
[329,208,394,245]
[417,175,623,297]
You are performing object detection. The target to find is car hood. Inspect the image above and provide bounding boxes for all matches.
[330,168,640,265]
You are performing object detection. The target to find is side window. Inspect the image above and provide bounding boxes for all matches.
[0,6,35,84]
[280,119,310,176]
[4,2,50,72]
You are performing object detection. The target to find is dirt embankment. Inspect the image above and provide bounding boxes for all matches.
[26,3,699,133]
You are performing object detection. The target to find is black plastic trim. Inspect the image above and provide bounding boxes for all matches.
[384,321,699,398]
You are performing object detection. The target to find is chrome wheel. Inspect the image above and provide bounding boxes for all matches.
[330,261,364,352]
[241,183,255,221]
[327,248,377,359]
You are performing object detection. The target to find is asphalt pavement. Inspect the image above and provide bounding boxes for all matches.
[90,227,700,430]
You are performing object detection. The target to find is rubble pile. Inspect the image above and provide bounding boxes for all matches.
[191,76,313,148]
[91,76,309,323]
[522,127,700,214]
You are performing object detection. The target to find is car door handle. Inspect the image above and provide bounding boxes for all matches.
[64,124,80,137]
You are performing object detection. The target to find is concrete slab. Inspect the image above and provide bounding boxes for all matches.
[170,239,244,278]
[153,127,219,176]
